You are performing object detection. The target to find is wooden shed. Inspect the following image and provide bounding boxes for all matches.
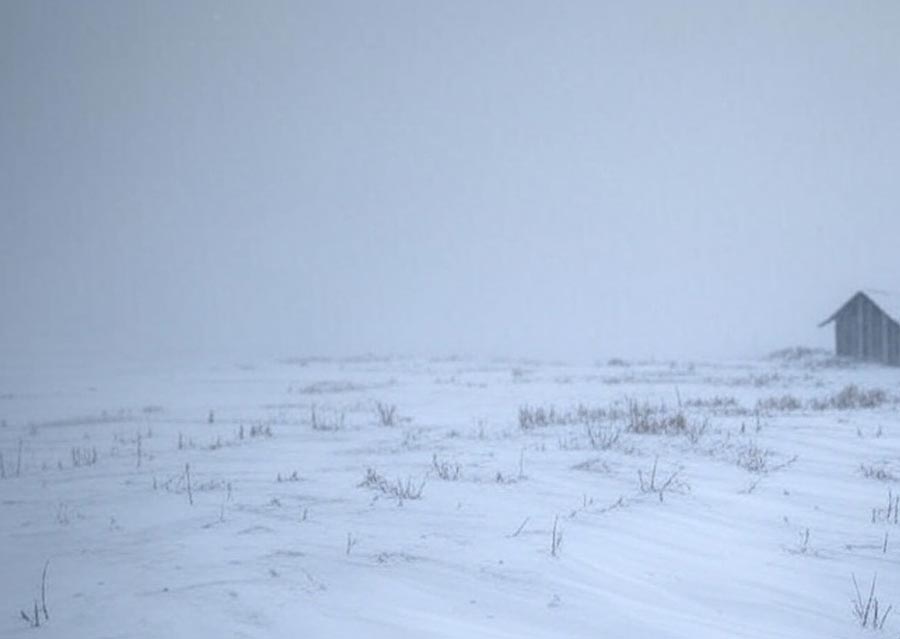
[819,290,900,366]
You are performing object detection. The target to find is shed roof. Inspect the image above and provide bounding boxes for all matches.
[819,289,900,327]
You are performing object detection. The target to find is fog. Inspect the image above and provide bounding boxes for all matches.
[2,1,899,366]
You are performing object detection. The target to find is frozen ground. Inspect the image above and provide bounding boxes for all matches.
[1,352,899,638]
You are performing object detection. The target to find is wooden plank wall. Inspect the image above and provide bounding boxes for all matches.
[834,294,900,366]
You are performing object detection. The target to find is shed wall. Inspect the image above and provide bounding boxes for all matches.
[832,293,900,366]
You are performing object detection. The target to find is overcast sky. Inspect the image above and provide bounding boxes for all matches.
[2,1,899,364]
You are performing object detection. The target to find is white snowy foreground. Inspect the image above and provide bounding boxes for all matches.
[1,352,899,638]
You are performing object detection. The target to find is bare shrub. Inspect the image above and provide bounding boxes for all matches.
[511,367,529,382]
[792,528,811,555]
[756,395,803,412]
[573,404,613,424]
[519,405,560,430]
[872,490,899,525]
[376,402,397,427]
[626,401,681,434]
[154,464,211,505]
[508,517,530,538]
[184,463,193,505]
[860,464,896,482]
[585,425,620,450]
[638,457,685,502]
[177,432,198,450]
[727,372,783,388]
[757,386,893,412]
[292,380,366,394]
[358,468,425,504]
[71,446,98,468]
[852,573,892,630]
[249,423,273,438]
[310,406,344,431]
[55,502,72,525]
[685,418,709,444]
[572,457,612,474]
[735,440,775,473]
[812,385,889,411]
[550,515,562,557]
[556,432,582,451]
[18,561,49,628]
[431,454,461,481]
[625,400,706,441]
[39,561,48,621]
[684,396,740,410]
[768,346,830,362]
[518,404,611,431]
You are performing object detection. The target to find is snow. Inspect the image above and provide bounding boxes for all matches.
[1,355,899,637]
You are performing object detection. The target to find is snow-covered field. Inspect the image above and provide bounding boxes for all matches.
[2,353,899,638]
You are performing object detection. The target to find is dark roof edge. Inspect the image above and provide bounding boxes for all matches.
[818,291,860,328]
[819,290,900,328]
